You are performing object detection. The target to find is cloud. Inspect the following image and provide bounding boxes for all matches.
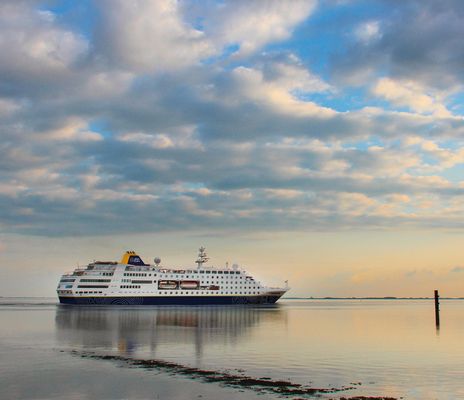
[372,78,452,117]
[230,64,334,117]
[0,1,89,96]
[355,20,381,43]
[93,0,316,71]
[0,98,21,116]
[95,0,214,72]
[1,1,464,236]
[332,0,464,90]
[199,0,317,56]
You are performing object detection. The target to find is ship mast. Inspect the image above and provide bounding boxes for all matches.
[195,246,209,269]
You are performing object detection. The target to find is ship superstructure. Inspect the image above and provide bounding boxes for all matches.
[57,248,289,305]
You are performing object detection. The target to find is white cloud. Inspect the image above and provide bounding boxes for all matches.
[118,125,202,149]
[43,118,103,142]
[204,0,317,56]
[231,65,334,117]
[0,98,21,116]
[372,78,452,117]
[355,20,381,43]
[0,2,88,74]
[96,0,214,72]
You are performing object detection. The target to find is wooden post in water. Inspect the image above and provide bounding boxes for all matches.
[434,289,440,327]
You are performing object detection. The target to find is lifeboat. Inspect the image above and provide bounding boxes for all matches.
[158,280,178,290]
[180,280,199,289]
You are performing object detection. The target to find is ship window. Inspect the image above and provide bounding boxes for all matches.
[206,271,210,274]
[218,271,223,274]
[200,271,204,274]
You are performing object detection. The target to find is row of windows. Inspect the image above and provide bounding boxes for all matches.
[159,276,245,282]
[60,278,76,283]
[77,291,104,295]
[80,279,111,283]
[200,280,253,285]
[121,279,153,284]
[200,270,240,275]
[77,285,109,288]
[157,286,258,291]
[157,284,257,289]
[124,272,155,277]
[157,270,242,275]
[118,279,255,287]
[101,272,114,276]
[120,285,141,289]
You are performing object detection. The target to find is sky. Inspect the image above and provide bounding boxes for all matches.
[1,0,464,297]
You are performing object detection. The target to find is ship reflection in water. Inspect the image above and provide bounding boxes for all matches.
[55,306,286,360]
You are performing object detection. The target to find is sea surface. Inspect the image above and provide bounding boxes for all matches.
[0,298,463,400]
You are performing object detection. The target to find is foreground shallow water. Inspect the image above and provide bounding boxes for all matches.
[1,298,463,399]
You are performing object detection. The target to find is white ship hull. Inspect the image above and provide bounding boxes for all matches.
[57,250,289,306]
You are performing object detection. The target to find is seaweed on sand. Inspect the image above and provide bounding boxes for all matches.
[68,350,397,400]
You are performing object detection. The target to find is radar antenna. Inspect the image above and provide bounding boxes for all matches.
[195,246,209,268]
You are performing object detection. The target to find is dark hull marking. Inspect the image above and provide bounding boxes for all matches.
[59,294,283,306]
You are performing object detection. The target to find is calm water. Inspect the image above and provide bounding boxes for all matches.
[1,298,463,399]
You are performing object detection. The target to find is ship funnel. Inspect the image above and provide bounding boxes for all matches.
[120,251,146,266]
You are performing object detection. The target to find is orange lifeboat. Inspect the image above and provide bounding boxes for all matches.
[180,280,199,289]
[158,280,178,289]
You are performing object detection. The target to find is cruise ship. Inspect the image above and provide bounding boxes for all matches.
[57,248,289,305]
